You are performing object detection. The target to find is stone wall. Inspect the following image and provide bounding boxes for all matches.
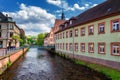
[0,48,28,75]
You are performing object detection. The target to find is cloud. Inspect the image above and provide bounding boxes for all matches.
[47,0,90,12]
[46,0,61,6]
[3,3,56,36]
[91,4,98,7]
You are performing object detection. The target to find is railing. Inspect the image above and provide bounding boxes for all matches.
[0,46,28,58]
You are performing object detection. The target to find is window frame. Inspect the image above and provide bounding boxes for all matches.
[69,30,73,37]
[98,42,106,54]
[88,25,94,35]
[111,19,120,32]
[66,43,68,50]
[111,42,120,56]
[74,43,78,51]
[66,31,68,38]
[88,43,94,53]
[80,43,85,52]
[63,32,64,38]
[69,43,73,51]
[74,29,78,37]
[81,27,85,36]
[98,22,105,34]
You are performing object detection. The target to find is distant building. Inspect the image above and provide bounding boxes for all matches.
[55,0,120,70]
[44,33,50,46]
[0,12,21,48]
[44,12,65,47]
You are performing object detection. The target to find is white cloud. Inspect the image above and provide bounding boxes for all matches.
[46,0,61,6]
[3,3,56,36]
[91,4,98,7]
[73,4,85,10]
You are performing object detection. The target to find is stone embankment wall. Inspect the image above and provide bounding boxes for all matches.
[0,48,28,75]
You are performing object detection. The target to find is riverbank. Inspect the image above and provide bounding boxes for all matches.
[0,48,28,75]
[47,49,120,80]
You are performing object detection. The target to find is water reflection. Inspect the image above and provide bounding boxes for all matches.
[0,48,110,80]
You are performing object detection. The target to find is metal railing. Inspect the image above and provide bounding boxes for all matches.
[0,46,28,58]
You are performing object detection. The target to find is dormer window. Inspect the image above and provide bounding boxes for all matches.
[0,18,1,21]
[70,20,72,25]
[65,23,67,28]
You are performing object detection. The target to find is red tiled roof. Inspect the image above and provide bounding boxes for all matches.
[54,19,66,33]
[56,0,120,34]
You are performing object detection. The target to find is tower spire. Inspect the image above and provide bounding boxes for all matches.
[61,0,65,20]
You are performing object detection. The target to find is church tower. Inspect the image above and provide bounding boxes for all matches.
[61,10,65,20]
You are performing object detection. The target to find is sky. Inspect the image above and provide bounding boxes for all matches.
[0,0,106,36]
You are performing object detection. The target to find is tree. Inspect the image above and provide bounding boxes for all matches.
[36,33,46,46]
[12,35,23,47]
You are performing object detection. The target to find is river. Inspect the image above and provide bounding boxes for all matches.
[0,48,110,80]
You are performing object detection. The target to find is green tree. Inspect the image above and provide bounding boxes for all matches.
[36,33,46,46]
[12,35,23,47]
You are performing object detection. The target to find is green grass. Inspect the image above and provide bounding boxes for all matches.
[74,60,120,80]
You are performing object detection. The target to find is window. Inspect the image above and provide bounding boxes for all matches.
[0,32,1,37]
[56,34,58,40]
[63,32,64,38]
[88,25,94,35]
[98,43,106,54]
[88,43,94,53]
[74,43,78,51]
[60,43,62,49]
[9,24,14,30]
[81,27,85,36]
[66,43,68,50]
[69,43,73,51]
[69,30,72,37]
[0,18,1,21]
[81,43,85,52]
[63,43,64,50]
[60,33,62,39]
[111,19,120,32]
[65,23,67,28]
[0,41,3,48]
[75,29,78,37]
[70,20,72,25]
[66,31,68,38]
[98,22,105,34]
[10,32,13,37]
[57,43,59,49]
[111,43,120,56]
[0,25,1,29]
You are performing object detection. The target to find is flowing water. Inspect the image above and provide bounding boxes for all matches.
[0,48,110,80]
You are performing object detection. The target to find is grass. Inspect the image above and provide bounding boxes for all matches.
[74,59,120,80]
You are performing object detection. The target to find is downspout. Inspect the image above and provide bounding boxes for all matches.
[6,24,8,55]
[72,27,74,60]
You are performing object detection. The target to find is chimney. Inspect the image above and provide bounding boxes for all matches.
[6,14,8,17]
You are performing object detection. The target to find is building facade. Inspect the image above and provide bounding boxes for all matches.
[44,33,50,46]
[0,12,20,49]
[55,0,120,70]
[44,19,65,47]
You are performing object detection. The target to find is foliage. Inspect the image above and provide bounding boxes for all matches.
[36,33,46,46]
[12,35,23,46]
[26,36,35,44]
[74,59,120,80]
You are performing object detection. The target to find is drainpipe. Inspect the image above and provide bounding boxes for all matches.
[6,24,8,55]
[72,27,74,60]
